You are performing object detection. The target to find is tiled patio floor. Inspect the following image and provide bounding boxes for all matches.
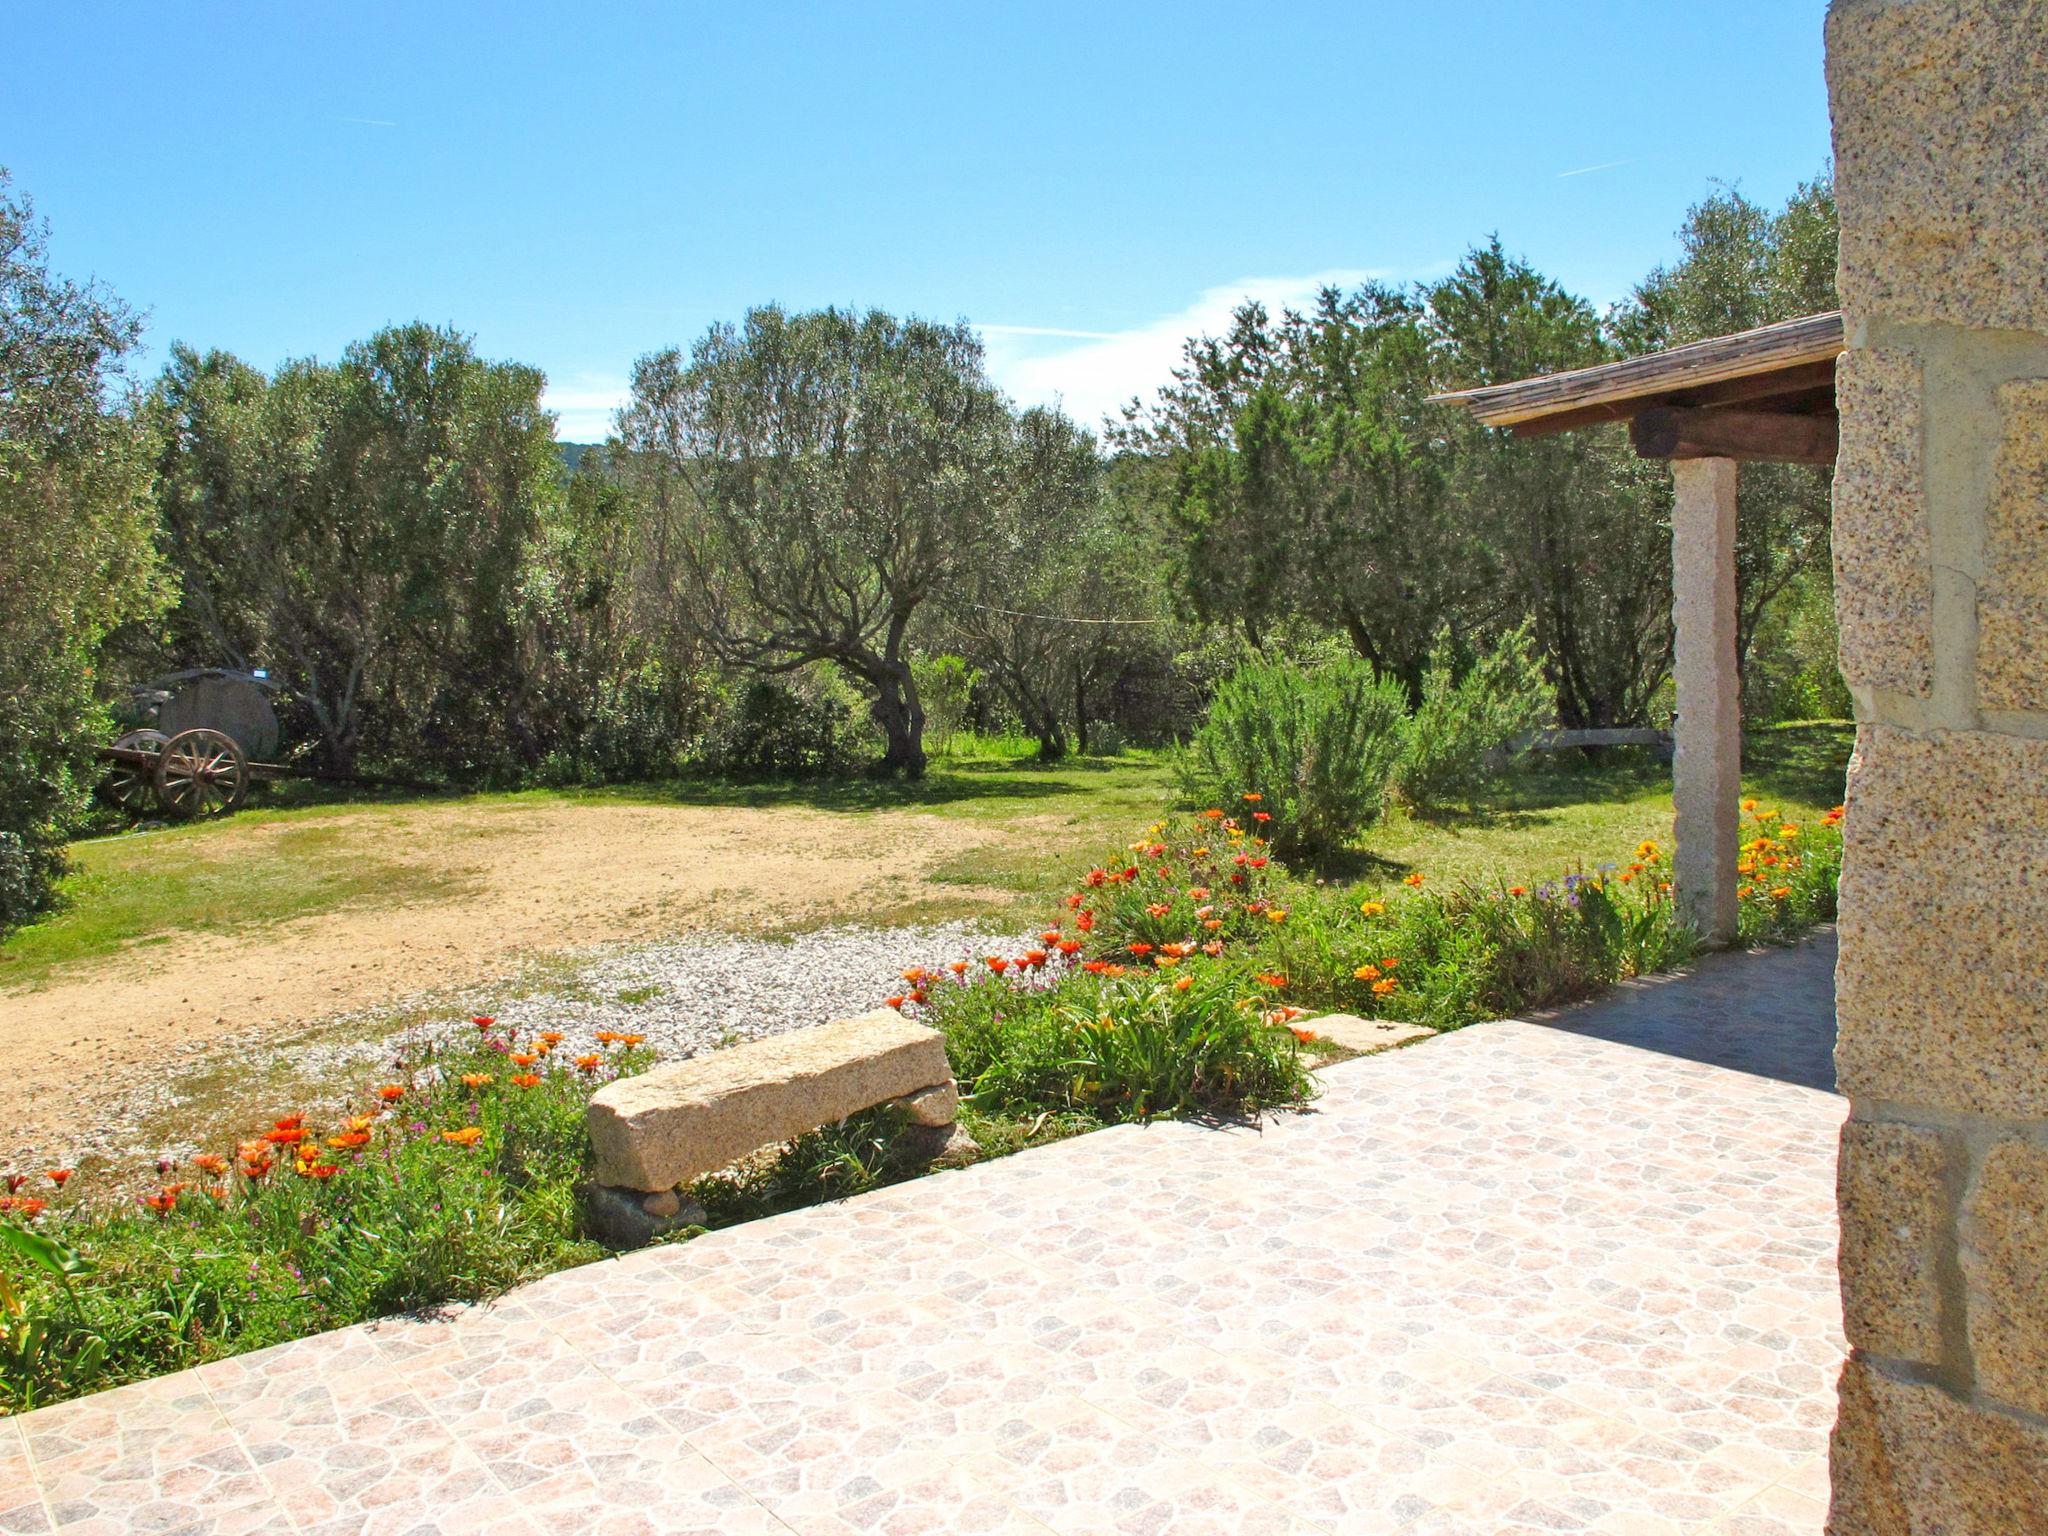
[2,934,1846,1535]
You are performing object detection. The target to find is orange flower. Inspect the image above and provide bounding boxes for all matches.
[241,1154,273,1179]
[46,1169,71,1188]
[264,1126,307,1146]
[1353,964,1380,983]
[884,995,907,1009]
[1084,868,1108,887]
[1145,902,1171,918]
[1403,872,1424,888]
[1202,941,1224,957]
[510,1073,541,1089]
[1256,972,1288,988]
[1242,792,1263,803]
[1173,975,1193,992]
[1103,964,1127,978]
[1128,942,1154,956]
[327,1132,371,1150]
[1201,808,1224,820]
[1186,887,1210,901]
[1290,1026,1317,1043]
[1265,908,1288,923]
[273,1115,305,1131]
[948,959,969,975]
[143,1190,178,1216]
[377,1085,406,1103]
[1022,949,1048,968]
[192,1153,229,1175]
[510,1053,539,1068]
[2,1197,47,1218]
[575,1054,601,1072]
[442,1127,484,1147]
[621,1034,645,1047]
[1770,886,1793,900]
[595,1030,622,1044]
[462,1072,494,1089]
[1507,885,1526,898]
[1371,977,1398,996]
[1056,939,1082,956]
[1082,960,1109,974]
[299,1163,339,1181]
[1038,931,1061,946]
[1075,910,1095,932]
[985,956,1010,974]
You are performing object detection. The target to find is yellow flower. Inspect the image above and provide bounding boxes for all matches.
[1359,900,1385,917]
[1635,839,1661,863]
[1266,908,1289,923]
[1353,964,1381,982]
[1742,798,1758,812]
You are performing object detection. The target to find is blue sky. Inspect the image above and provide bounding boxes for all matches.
[8,3,1833,439]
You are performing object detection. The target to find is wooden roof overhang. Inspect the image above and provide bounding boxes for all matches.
[1428,309,1845,465]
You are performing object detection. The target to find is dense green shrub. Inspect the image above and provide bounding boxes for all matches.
[1175,656,1407,860]
[0,176,165,935]
[935,964,1314,1122]
[694,678,863,779]
[1397,625,1553,812]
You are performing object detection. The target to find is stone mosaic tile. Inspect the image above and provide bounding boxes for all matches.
[6,934,1843,1534]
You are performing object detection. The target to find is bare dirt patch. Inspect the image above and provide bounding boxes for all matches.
[2,798,1010,1158]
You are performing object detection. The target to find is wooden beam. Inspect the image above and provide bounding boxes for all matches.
[1505,358,1842,439]
[1430,310,1844,428]
[1630,406,1839,465]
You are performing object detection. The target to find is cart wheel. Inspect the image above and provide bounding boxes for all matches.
[100,729,169,816]
[154,728,249,818]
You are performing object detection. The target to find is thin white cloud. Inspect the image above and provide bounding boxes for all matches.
[979,267,1392,433]
[1557,157,1636,179]
[544,373,630,443]
[544,270,1403,443]
[331,115,399,128]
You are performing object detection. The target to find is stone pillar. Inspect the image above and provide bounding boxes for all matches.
[1670,455,1741,947]
[1825,1,2048,1528]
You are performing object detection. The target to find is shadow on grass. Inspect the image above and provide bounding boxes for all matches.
[571,753,1165,816]
[1744,721,1854,808]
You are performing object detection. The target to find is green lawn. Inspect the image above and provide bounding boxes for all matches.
[1,726,1852,989]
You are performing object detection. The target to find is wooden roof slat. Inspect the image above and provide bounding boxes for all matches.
[1428,310,1845,429]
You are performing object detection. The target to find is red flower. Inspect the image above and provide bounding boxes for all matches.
[884,995,907,1009]
[1039,930,1062,945]
[1075,910,1095,932]
[1128,942,1154,956]
[1084,869,1108,887]
[377,1085,406,1103]
[46,1169,71,1188]
[473,1015,496,1030]
[1056,939,1082,956]
[1252,811,1271,823]
[985,956,1010,975]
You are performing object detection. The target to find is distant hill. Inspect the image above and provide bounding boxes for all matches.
[557,441,600,473]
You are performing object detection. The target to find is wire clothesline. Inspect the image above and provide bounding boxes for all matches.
[955,601,1169,626]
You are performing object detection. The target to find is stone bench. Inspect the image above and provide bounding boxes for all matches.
[582,1008,970,1246]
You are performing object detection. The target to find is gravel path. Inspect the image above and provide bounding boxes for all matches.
[34,921,1022,1174]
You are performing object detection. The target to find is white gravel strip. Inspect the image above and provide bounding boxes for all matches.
[46,921,1025,1172]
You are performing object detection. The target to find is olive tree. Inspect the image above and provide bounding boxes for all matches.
[0,173,164,930]
[618,306,1069,778]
